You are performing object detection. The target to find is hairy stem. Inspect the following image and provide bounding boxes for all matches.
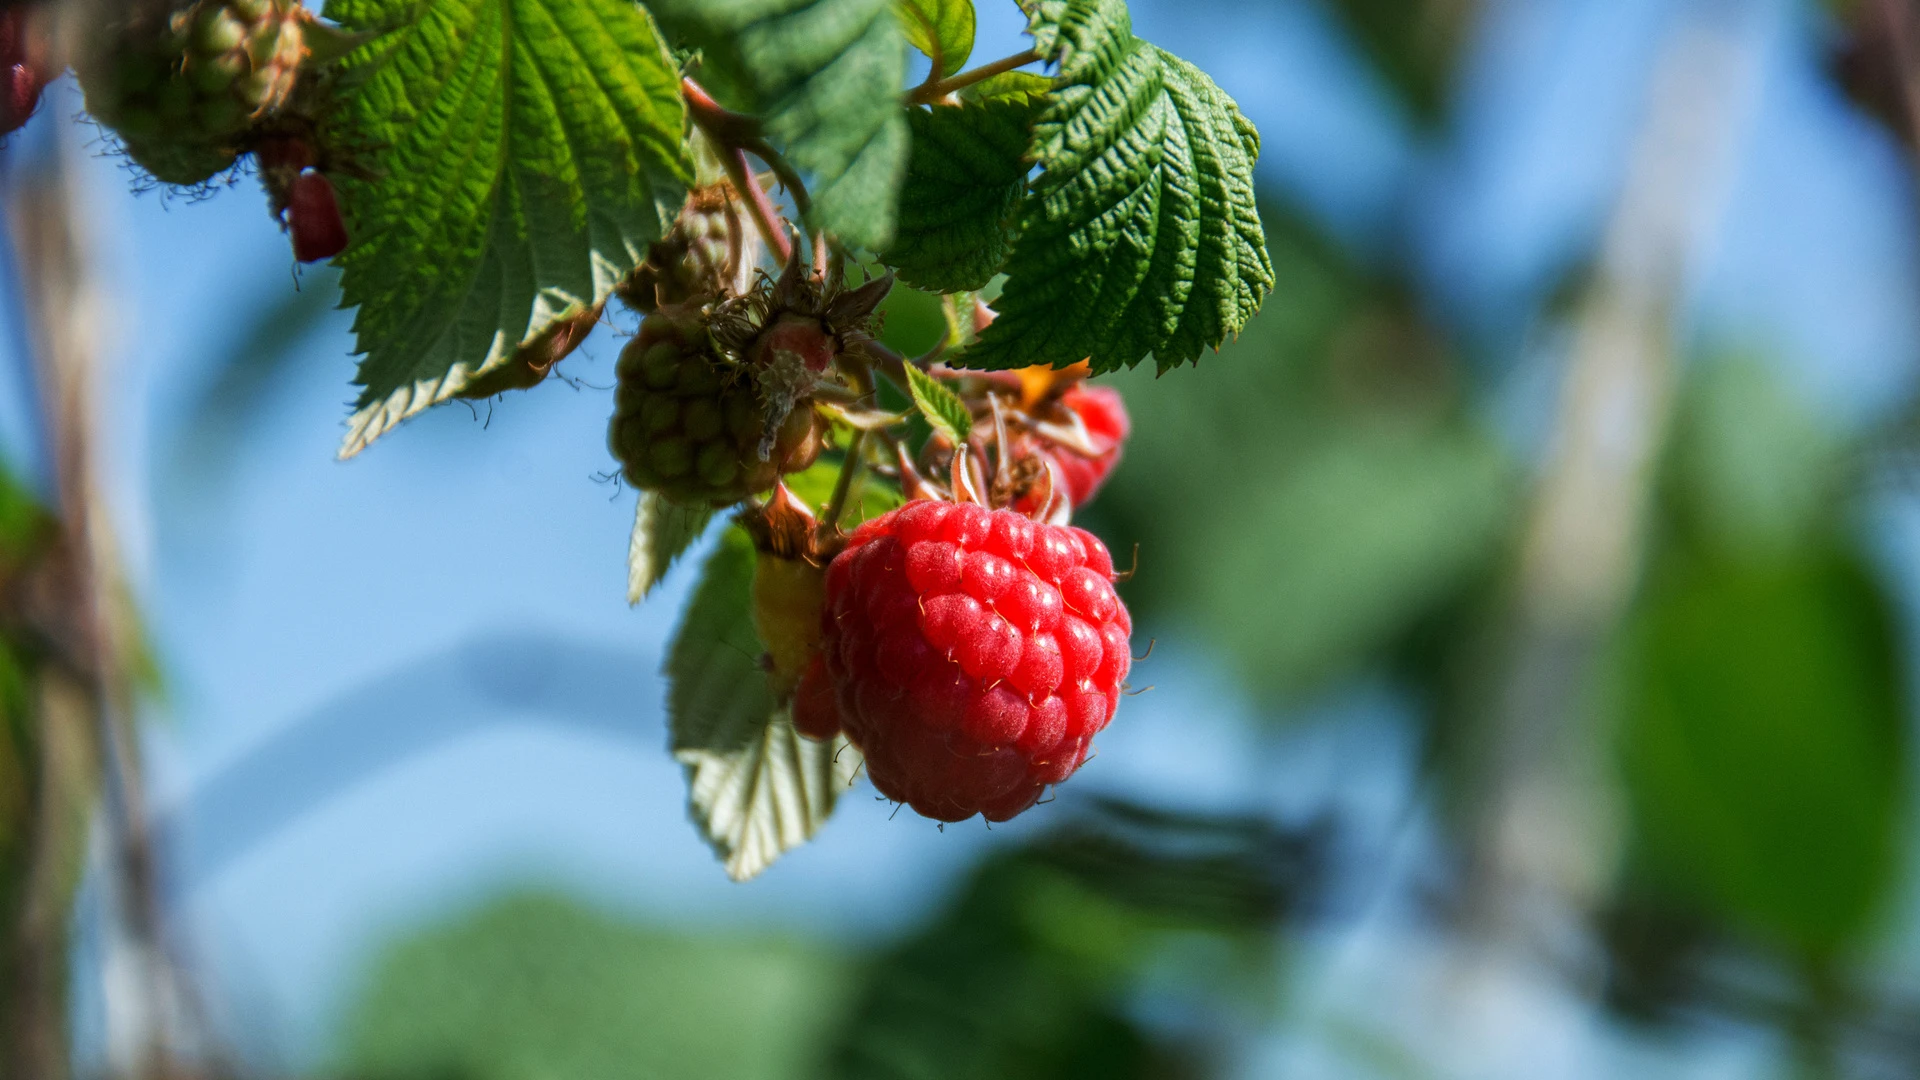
[682,77,817,261]
[908,49,1043,104]
[680,77,761,143]
[820,430,868,538]
[721,148,793,265]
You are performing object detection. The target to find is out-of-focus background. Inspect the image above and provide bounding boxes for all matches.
[7,0,1920,1077]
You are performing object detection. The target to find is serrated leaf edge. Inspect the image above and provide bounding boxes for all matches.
[905,364,974,444]
[629,493,716,604]
[677,718,861,882]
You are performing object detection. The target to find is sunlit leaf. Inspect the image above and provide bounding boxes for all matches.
[322,0,690,456]
[628,494,715,605]
[884,100,1038,291]
[960,0,1271,374]
[897,0,976,79]
[666,527,858,880]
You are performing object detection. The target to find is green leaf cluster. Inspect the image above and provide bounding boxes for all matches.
[957,0,1273,374]
[323,0,691,457]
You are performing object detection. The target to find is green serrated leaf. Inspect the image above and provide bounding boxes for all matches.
[628,493,715,605]
[882,101,1037,291]
[650,0,909,251]
[958,69,1054,105]
[904,365,973,445]
[667,527,858,881]
[959,0,1272,374]
[896,0,975,79]
[324,0,691,457]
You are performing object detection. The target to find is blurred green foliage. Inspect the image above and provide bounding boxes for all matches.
[1321,0,1477,125]
[339,893,850,1080]
[1088,213,1517,703]
[1612,359,1906,962]
[335,801,1319,1080]
[821,800,1315,1080]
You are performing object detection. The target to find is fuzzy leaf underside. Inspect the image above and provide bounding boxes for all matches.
[904,364,974,445]
[960,0,1272,374]
[883,100,1039,292]
[628,494,715,604]
[650,0,908,251]
[667,527,857,881]
[896,0,975,79]
[325,0,690,457]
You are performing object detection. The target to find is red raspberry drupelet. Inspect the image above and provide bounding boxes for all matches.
[811,499,1132,823]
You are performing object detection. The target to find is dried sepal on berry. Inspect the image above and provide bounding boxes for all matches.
[708,243,892,458]
[616,182,761,313]
[911,363,1129,519]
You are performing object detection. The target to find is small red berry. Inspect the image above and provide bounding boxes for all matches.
[0,10,46,137]
[287,169,348,263]
[1050,384,1130,507]
[751,312,837,373]
[815,500,1132,823]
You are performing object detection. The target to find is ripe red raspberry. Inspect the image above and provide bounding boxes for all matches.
[1049,384,1129,507]
[286,169,348,262]
[815,500,1132,823]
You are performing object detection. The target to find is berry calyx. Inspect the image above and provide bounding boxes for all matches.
[814,499,1132,823]
[608,304,827,506]
[616,183,756,313]
[286,168,347,262]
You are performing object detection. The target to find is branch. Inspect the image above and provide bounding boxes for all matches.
[682,77,813,263]
[680,76,761,143]
[908,49,1043,105]
[717,147,792,265]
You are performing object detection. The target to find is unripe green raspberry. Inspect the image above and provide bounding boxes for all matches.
[609,306,827,506]
[78,0,310,185]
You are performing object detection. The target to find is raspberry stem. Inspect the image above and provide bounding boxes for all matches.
[722,146,793,265]
[906,49,1044,105]
[819,429,866,540]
